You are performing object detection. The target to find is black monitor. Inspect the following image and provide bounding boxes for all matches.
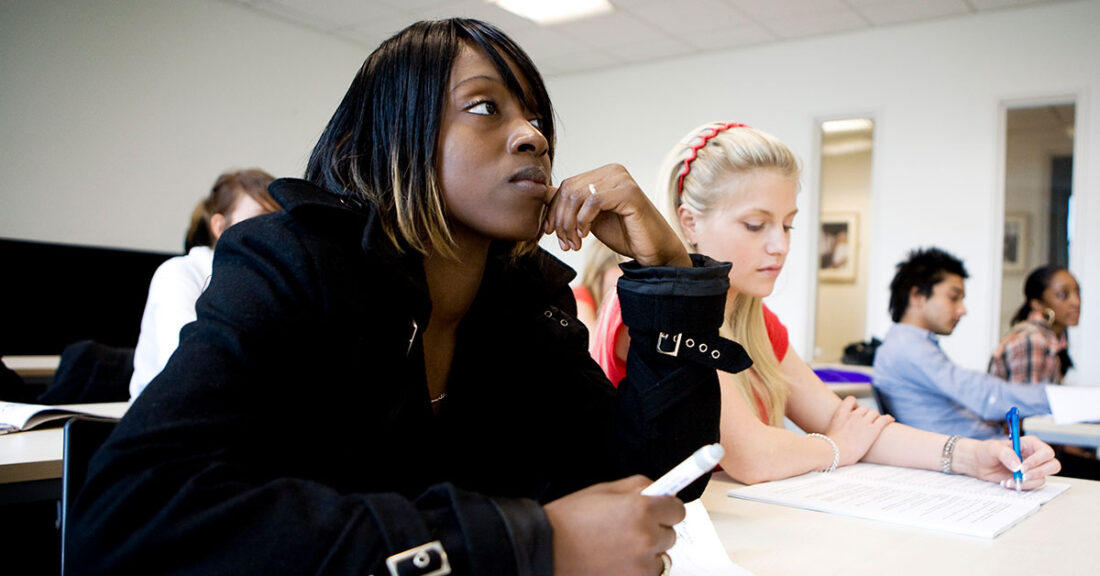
[0,237,175,356]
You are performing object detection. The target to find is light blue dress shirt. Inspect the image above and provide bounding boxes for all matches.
[872,323,1051,440]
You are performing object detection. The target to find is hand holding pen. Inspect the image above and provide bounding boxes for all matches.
[1006,407,1024,491]
[944,417,1062,489]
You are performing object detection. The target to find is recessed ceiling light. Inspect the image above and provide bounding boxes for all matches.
[488,0,614,25]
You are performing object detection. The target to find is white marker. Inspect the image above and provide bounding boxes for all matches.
[641,443,724,496]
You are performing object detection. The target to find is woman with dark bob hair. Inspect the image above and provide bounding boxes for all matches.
[69,18,749,576]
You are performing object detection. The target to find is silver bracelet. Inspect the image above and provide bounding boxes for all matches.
[941,435,961,474]
[807,433,839,473]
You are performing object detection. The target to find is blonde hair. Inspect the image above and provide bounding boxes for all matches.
[658,122,801,426]
[578,240,622,310]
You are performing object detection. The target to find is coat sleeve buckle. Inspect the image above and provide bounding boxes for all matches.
[656,332,682,357]
[386,540,450,576]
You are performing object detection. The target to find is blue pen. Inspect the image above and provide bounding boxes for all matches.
[1006,407,1023,492]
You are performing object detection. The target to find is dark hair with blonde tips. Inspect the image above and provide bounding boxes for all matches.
[305,18,556,260]
[185,168,278,251]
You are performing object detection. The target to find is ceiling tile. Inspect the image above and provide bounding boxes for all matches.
[725,0,853,20]
[408,0,540,32]
[856,0,970,25]
[841,0,946,7]
[338,14,421,42]
[225,0,1075,75]
[504,26,594,59]
[258,0,401,30]
[377,0,456,9]
[605,0,668,7]
[968,0,1058,9]
[553,11,668,50]
[535,49,623,75]
[684,24,777,51]
[630,0,749,33]
[764,11,869,39]
[603,36,697,64]
[332,26,394,50]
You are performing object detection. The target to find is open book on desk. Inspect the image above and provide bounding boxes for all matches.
[728,462,1069,538]
[0,401,128,434]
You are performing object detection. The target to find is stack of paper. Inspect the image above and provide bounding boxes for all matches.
[727,463,1068,538]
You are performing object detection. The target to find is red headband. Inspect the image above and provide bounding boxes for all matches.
[676,122,750,198]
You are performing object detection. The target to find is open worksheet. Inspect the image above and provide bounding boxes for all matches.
[727,463,1069,538]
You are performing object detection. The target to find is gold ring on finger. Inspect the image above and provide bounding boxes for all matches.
[659,552,672,576]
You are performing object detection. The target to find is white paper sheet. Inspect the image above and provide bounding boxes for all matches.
[1045,385,1100,424]
[727,463,1069,539]
[668,500,756,576]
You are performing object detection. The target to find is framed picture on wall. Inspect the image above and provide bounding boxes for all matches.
[819,212,858,283]
[1003,212,1029,273]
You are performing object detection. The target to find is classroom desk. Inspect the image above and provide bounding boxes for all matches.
[1023,415,1100,450]
[0,402,129,504]
[3,355,61,379]
[701,470,1100,575]
[823,381,873,399]
[3,414,1096,573]
[811,362,874,401]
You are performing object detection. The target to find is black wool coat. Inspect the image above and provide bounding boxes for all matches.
[68,178,743,575]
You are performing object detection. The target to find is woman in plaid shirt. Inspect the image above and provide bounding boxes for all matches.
[989,265,1081,384]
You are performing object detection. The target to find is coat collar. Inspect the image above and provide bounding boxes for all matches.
[269,178,417,271]
[269,178,577,309]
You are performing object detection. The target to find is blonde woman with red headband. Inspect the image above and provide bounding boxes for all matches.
[592,122,1061,488]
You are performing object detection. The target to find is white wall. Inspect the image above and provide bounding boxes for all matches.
[2,0,1097,383]
[547,0,1099,382]
[0,0,365,252]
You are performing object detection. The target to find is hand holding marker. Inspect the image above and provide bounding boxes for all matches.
[642,443,724,496]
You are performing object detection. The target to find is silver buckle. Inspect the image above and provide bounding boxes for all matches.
[386,540,451,576]
[656,332,682,356]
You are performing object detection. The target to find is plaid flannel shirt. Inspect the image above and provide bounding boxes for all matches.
[988,314,1066,384]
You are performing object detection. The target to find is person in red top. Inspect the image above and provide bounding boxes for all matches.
[592,122,1061,489]
[572,240,623,347]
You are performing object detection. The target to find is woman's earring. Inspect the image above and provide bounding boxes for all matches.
[1044,307,1056,325]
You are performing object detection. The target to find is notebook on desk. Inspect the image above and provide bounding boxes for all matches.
[0,401,128,434]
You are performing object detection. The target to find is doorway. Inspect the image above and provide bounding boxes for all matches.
[999,103,1075,336]
[813,118,873,363]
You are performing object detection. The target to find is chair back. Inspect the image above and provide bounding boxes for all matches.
[870,385,893,418]
[39,340,134,404]
[61,415,119,575]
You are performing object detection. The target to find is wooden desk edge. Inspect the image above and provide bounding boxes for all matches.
[4,355,61,378]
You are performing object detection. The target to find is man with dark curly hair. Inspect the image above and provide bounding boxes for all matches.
[873,247,1051,440]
